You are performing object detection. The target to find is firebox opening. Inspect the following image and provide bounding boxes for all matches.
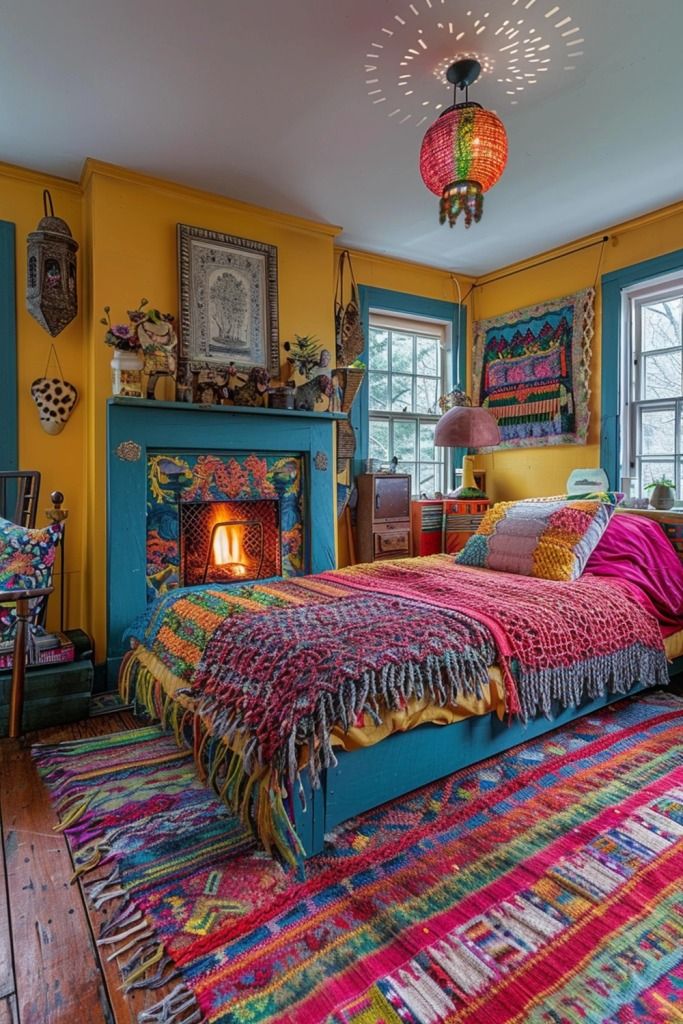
[180,499,281,586]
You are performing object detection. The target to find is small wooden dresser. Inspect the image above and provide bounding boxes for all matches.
[356,473,412,563]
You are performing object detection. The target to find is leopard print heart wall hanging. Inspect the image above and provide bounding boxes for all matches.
[31,376,78,435]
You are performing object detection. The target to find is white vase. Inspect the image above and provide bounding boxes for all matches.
[111,349,144,398]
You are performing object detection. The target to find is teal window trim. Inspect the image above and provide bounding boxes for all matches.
[0,221,17,470]
[355,286,466,482]
[601,245,683,488]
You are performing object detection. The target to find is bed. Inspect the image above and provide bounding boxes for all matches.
[120,503,683,865]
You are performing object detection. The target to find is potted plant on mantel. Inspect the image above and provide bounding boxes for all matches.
[645,476,676,510]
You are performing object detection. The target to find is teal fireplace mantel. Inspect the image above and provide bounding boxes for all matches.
[106,398,344,682]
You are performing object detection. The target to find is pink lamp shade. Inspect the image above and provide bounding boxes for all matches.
[434,405,501,448]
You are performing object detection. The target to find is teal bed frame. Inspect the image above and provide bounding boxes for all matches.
[292,672,679,858]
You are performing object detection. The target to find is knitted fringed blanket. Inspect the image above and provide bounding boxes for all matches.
[324,557,669,720]
[121,556,668,861]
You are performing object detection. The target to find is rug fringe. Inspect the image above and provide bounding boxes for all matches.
[137,982,203,1023]
[53,795,92,832]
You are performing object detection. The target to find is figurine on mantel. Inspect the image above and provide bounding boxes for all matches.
[232,366,270,407]
[294,374,334,411]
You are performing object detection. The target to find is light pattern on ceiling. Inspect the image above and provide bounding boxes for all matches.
[364,0,584,124]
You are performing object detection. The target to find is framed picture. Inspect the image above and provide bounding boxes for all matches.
[177,224,279,399]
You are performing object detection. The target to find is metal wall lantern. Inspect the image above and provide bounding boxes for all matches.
[26,189,79,336]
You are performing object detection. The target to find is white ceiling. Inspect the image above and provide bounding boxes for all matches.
[1,0,682,275]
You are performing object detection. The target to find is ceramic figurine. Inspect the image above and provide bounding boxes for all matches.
[233,366,270,407]
[133,309,177,400]
[293,374,333,411]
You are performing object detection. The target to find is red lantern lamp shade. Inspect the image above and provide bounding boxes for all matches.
[420,59,508,228]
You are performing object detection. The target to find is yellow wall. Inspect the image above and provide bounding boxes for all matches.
[81,160,341,655]
[4,150,683,662]
[472,203,683,502]
[0,163,85,632]
[343,247,470,304]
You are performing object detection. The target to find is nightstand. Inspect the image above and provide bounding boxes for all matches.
[444,497,490,555]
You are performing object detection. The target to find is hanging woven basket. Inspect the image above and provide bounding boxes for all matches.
[335,367,365,413]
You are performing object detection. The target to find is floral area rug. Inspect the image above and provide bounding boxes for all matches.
[34,693,683,1024]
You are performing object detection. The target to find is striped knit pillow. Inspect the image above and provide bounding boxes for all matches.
[455,498,616,581]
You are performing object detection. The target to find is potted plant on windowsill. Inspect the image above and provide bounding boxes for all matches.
[645,476,676,510]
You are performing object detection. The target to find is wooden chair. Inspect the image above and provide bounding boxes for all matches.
[0,471,54,738]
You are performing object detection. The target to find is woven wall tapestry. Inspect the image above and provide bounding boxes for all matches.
[472,287,594,448]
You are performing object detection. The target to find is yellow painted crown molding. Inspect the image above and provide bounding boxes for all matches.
[80,158,342,240]
[0,159,81,193]
[336,244,476,286]
[475,195,683,287]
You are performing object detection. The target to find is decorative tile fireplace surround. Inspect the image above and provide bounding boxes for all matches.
[107,398,343,682]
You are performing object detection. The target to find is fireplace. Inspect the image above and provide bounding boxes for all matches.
[180,499,281,585]
[107,399,340,682]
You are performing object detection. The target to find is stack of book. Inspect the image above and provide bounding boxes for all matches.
[0,630,76,671]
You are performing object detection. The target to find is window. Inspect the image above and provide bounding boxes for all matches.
[622,272,683,498]
[367,313,449,496]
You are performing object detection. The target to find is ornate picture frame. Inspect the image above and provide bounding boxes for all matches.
[177,224,279,402]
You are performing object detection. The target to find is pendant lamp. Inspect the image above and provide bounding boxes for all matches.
[420,59,508,228]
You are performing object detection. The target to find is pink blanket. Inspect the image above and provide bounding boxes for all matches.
[585,512,683,634]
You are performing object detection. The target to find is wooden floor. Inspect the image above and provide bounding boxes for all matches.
[0,711,178,1024]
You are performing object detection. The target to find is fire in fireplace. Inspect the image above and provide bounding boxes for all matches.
[180,499,281,585]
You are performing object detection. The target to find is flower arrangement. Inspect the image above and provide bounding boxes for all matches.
[101,299,146,351]
[101,298,175,351]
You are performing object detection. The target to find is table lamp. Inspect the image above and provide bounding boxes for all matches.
[435,396,500,499]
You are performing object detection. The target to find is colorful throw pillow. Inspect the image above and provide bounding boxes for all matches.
[455,498,616,581]
[0,516,63,590]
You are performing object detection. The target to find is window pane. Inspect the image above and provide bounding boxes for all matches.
[369,327,389,370]
[415,376,439,414]
[641,351,682,399]
[641,300,682,352]
[393,420,416,461]
[419,422,436,461]
[641,407,675,456]
[398,462,416,489]
[419,463,438,495]
[416,337,439,376]
[391,332,414,373]
[391,374,414,412]
[369,418,390,463]
[368,372,389,411]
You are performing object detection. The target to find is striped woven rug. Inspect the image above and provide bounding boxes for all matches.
[34,693,683,1023]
